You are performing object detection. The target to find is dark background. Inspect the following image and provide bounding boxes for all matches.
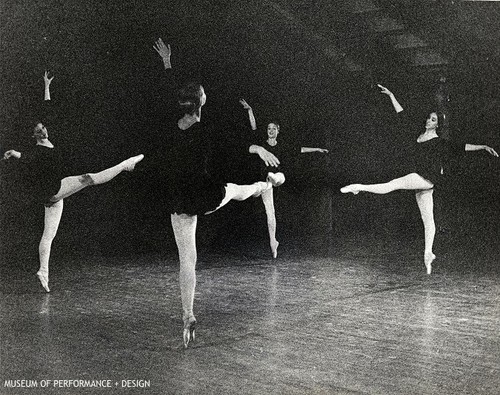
[1,0,499,266]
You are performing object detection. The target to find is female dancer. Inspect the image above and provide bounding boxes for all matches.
[153,38,280,347]
[240,99,328,258]
[341,84,498,274]
[3,71,144,292]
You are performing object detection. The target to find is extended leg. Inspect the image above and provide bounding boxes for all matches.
[261,188,279,258]
[205,181,271,215]
[49,154,143,202]
[37,199,64,292]
[171,213,198,347]
[415,189,436,274]
[341,173,434,195]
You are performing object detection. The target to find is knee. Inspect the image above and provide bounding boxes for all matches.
[78,174,95,186]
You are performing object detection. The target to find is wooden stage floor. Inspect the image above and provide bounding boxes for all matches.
[1,237,499,394]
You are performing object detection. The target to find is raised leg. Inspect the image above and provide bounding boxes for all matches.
[37,199,64,292]
[261,188,279,258]
[171,213,198,347]
[49,154,144,202]
[415,189,436,274]
[341,173,434,195]
[205,181,271,215]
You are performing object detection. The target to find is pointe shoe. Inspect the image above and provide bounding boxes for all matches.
[424,252,436,275]
[270,240,279,259]
[36,271,50,292]
[340,184,360,195]
[267,172,285,187]
[183,316,196,348]
[123,154,144,171]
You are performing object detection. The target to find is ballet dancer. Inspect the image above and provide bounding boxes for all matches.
[341,84,498,274]
[3,71,144,292]
[240,99,328,258]
[153,38,281,347]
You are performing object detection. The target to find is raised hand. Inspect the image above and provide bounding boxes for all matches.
[153,38,171,60]
[377,84,392,96]
[239,99,252,110]
[44,71,54,85]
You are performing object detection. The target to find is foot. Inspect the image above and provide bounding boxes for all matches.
[267,172,285,187]
[123,154,144,171]
[183,315,196,348]
[270,240,279,259]
[424,252,436,275]
[36,271,50,292]
[340,184,361,195]
[252,181,272,197]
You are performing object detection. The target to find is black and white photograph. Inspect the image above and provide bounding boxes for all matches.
[1,0,500,393]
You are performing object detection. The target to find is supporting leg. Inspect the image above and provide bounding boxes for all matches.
[37,199,64,292]
[261,188,279,258]
[415,189,436,274]
[341,173,434,195]
[171,213,198,347]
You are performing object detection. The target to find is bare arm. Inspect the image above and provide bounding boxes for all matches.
[239,99,257,130]
[43,71,54,101]
[153,38,172,70]
[300,147,329,154]
[249,145,280,167]
[378,84,403,113]
[465,144,499,157]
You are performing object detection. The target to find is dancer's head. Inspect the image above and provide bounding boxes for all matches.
[425,111,445,133]
[267,122,280,139]
[178,83,206,116]
[32,122,48,141]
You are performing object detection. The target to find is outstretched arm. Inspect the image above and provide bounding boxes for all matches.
[249,145,280,167]
[300,147,329,154]
[378,84,403,113]
[43,71,54,101]
[153,38,172,70]
[239,99,257,130]
[465,144,499,157]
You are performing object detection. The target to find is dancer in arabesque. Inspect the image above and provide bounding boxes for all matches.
[341,84,498,274]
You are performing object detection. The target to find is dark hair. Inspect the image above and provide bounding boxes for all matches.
[32,122,45,138]
[267,122,280,132]
[178,83,204,115]
[427,110,449,138]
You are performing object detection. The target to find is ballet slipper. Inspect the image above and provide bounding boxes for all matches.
[183,315,196,348]
[424,252,436,275]
[123,154,144,171]
[267,173,285,187]
[36,270,50,293]
[340,184,361,195]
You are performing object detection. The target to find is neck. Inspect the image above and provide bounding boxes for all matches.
[179,112,201,130]
[37,139,54,148]
[267,137,277,146]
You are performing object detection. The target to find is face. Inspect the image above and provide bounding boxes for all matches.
[34,123,48,139]
[267,123,279,139]
[199,87,207,107]
[425,112,438,131]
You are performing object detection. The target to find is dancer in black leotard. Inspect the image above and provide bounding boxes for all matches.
[341,84,498,274]
[3,71,144,292]
[240,99,328,258]
[152,38,281,347]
